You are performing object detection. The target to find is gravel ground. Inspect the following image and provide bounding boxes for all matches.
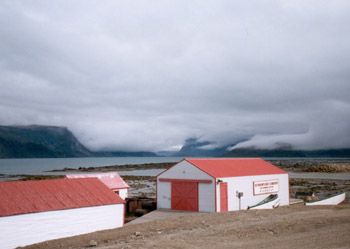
[24,204,350,249]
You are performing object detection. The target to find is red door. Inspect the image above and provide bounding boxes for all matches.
[171,182,198,211]
[220,182,228,212]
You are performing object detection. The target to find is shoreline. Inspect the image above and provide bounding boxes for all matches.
[1,160,349,200]
[44,159,350,174]
[46,162,175,173]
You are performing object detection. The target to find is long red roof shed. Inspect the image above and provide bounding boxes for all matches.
[65,172,129,190]
[0,178,125,217]
[185,158,287,178]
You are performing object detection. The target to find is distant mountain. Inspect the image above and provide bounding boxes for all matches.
[0,125,92,158]
[2,125,348,159]
[221,148,350,158]
[0,125,157,158]
[156,150,178,157]
[172,138,232,157]
[92,151,157,157]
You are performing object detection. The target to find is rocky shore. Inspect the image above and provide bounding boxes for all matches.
[268,159,350,173]
[46,162,175,173]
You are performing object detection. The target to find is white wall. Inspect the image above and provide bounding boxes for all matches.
[157,161,215,212]
[198,181,215,212]
[116,188,128,200]
[216,174,289,211]
[0,204,124,249]
[159,161,213,180]
[157,181,171,209]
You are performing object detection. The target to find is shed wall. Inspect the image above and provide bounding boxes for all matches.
[198,181,215,212]
[0,204,124,249]
[216,174,289,211]
[157,161,215,212]
[159,161,213,180]
[157,181,171,209]
[115,188,128,200]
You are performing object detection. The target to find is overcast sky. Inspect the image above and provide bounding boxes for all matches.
[0,1,349,152]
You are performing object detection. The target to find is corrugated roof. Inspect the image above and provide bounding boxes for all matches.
[0,178,125,217]
[185,158,287,178]
[65,172,129,190]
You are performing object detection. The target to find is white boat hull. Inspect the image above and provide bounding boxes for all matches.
[305,192,346,206]
[248,195,280,210]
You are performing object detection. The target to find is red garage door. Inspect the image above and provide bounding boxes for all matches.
[171,182,198,211]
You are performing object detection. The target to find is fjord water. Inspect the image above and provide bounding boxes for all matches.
[0,157,184,175]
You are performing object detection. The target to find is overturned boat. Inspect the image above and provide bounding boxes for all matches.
[305,191,346,206]
[248,194,280,210]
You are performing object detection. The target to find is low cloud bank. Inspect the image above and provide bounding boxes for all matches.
[0,1,349,152]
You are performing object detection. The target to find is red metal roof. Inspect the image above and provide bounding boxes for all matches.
[185,158,287,178]
[0,178,125,217]
[65,172,129,190]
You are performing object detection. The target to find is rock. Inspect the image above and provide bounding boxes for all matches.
[135,231,142,236]
[89,240,98,247]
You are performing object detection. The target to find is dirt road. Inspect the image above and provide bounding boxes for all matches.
[24,204,350,249]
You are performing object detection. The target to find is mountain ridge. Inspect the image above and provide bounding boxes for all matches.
[221,148,350,158]
[172,138,232,157]
[0,125,349,158]
[0,125,157,158]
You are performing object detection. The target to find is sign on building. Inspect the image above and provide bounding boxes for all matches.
[253,179,279,195]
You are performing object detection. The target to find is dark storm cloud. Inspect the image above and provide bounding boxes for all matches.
[0,0,349,152]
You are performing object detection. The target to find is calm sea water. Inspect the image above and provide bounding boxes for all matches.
[0,157,184,175]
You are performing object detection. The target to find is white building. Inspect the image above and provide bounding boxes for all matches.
[157,158,289,212]
[0,178,125,249]
[66,172,129,199]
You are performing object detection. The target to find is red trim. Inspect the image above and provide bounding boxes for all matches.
[215,178,217,212]
[159,178,212,183]
[156,177,158,209]
[197,182,199,211]
[111,186,129,190]
[220,182,228,212]
[287,173,290,205]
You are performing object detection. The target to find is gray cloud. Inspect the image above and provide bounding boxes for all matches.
[0,0,349,152]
